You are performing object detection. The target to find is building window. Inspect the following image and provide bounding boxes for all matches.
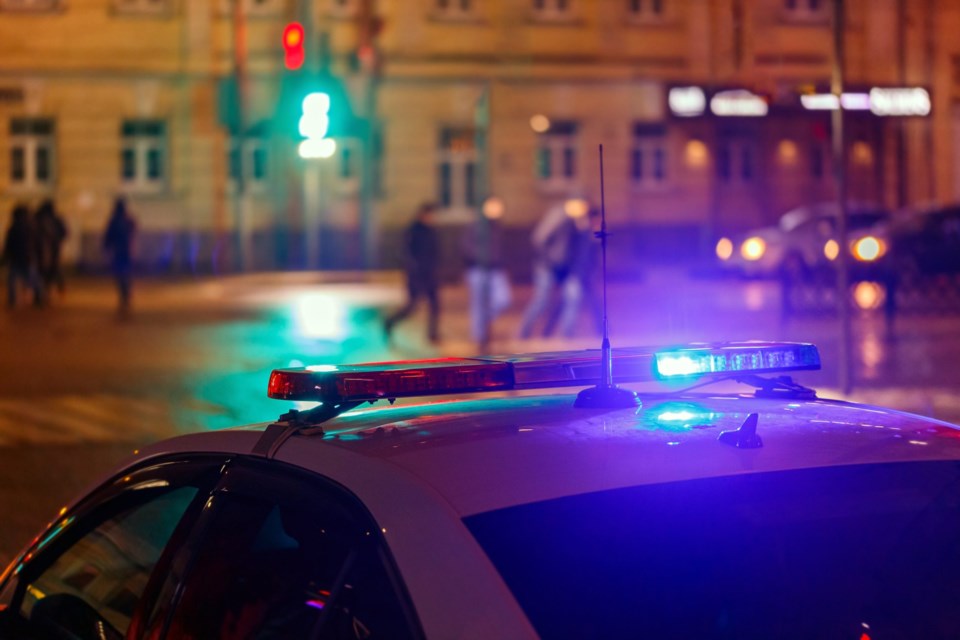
[434,0,475,20]
[112,0,170,14]
[531,0,574,22]
[217,0,283,17]
[121,120,166,192]
[630,124,668,189]
[811,142,826,179]
[326,0,358,18]
[336,138,360,194]
[627,0,664,21]
[717,139,754,184]
[228,124,269,193]
[782,0,828,21]
[438,127,478,213]
[0,0,60,11]
[536,120,578,191]
[9,118,55,191]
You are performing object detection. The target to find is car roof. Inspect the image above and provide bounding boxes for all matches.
[135,391,960,518]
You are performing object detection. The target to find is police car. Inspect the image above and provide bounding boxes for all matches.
[2,342,960,639]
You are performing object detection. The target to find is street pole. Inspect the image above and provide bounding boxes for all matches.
[232,0,250,271]
[474,84,491,352]
[357,0,381,269]
[832,0,852,395]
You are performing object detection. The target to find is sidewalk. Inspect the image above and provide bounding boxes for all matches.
[10,268,960,425]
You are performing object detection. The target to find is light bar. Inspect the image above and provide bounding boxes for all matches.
[655,343,820,378]
[267,342,820,403]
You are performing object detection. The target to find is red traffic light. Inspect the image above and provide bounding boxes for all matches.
[283,22,305,71]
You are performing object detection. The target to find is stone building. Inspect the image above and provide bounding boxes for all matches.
[0,0,955,274]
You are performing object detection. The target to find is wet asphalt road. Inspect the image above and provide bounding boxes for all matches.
[1,269,959,564]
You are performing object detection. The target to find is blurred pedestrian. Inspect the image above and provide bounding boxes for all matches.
[461,196,512,348]
[34,199,68,297]
[384,202,441,344]
[103,196,137,314]
[518,198,583,339]
[1,203,44,308]
[543,204,602,338]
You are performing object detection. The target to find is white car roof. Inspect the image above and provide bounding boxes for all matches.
[117,391,960,640]
[135,391,960,518]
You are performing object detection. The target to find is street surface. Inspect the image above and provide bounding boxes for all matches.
[2,269,960,564]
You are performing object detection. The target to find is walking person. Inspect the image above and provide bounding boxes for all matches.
[34,199,68,297]
[2,203,44,308]
[461,196,512,349]
[517,198,581,339]
[103,196,137,314]
[543,204,601,338]
[384,202,441,344]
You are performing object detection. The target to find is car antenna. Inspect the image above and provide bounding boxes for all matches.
[574,144,641,409]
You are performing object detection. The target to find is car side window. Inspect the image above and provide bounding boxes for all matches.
[0,457,223,640]
[158,459,420,640]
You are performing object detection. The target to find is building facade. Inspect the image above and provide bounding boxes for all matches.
[0,0,956,274]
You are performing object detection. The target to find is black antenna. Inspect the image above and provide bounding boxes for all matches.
[574,144,641,409]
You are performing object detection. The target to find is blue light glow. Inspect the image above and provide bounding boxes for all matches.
[655,343,820,378]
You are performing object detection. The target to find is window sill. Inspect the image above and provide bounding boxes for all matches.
[110,6,175,19]
[527,14,583,27]
[537,179,578,194]
[121,184,170,198]
[7,182,55,194]
[630,182,673,194]
[626,16,681,28]
[428,13,485,25]
[776,12,830,26]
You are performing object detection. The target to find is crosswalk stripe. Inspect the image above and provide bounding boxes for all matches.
[0,402,89,444]
[55,396,170,438]
[0,396,175,446]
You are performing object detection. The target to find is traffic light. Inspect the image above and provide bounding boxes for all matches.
[283,22,305,71]
[298,92,336,159]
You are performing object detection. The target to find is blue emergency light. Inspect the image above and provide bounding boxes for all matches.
[267,342,821,404]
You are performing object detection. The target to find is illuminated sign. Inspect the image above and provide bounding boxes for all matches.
[298,92,336,159]
[869,87,931,116]
[669,87,706,117]
[710,90,768,117]
[800,93,871,111]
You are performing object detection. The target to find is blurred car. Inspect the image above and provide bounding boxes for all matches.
[716,202,892,280]
[4,342,960,638]
[888,204,960,280]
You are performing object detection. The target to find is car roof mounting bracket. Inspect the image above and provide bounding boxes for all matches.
[735,374,817,400]
[253,401,364,459]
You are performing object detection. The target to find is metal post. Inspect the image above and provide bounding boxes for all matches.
[357,0,381,269]
[832,0,852,394]
[232,0,250,271]
[474,84,491,352]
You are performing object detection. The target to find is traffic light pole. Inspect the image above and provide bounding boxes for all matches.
[357,0,381,270]
[232,0,251,271]
[832,0,852,395]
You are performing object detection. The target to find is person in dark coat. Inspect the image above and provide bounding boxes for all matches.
[384,202,441,344]
[103,197,137,313]
[461,197,511,349]
[2,203,44,308]
[34,199,68,296]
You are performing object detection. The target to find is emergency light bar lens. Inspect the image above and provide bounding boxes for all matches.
[655,343,821,379]
[268,342,821,404]
[268,359,514,402]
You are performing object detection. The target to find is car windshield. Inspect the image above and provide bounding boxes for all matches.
[464,461,960,640]
[779,206,887,233]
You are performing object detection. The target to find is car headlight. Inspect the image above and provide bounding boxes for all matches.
[853,236,885,262]
[823,239,839,261]
[716,237,733,261]
[740,237,766,261]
